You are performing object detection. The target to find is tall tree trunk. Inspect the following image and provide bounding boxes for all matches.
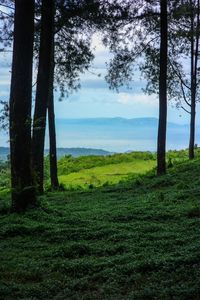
[32,0,54,193]
[48,41,59,189]
[157,0,168,175]
[9,0,36,211]
[189,0,199,159]
[189,1,195,159]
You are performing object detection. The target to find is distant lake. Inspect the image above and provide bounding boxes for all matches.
[1,117,198,152]
[45,118,195,152]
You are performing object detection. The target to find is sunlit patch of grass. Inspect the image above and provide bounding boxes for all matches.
[59,160,156,189]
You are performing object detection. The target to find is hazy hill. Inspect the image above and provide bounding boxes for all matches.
[0,147,111,161]
[45,147,111,158]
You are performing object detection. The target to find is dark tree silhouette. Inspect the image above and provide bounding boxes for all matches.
[9,0,36,211]
[32,0,54,193]
[189,0,200,159]
[157,0,168,175]
[48,36,59,190]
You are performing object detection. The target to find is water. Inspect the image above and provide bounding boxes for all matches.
[1,118,197,153]
[45,118,193,152]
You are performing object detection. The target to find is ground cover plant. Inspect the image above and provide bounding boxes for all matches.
[1,157,200,299]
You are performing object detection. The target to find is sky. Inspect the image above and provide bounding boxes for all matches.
[1,3,200,152]
[0,1,199,127]
[0,32,199,149]
[53,34,200,125]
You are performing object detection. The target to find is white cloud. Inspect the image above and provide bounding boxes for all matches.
[0,90,9,97]
[91,34,106,54]
[117,93,158,106]
[0,79,10,85]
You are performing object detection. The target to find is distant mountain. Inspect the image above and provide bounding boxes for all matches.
[45,148,111,158]
[0,147,111,161]
[56,117,186,127]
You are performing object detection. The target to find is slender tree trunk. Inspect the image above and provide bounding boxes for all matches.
[32,0,54,193]
[189,99,195,159]
[189,0,199,159]
[48,42,59,189]
[157,0,168,175]
[9,0,36,211]
[189,2,195,159]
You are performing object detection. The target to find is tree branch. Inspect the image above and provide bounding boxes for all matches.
[0,9,13,18]
[180,81,191,107]
[0,4,14,11]
[181,105,191,114]
[168,58,191,90]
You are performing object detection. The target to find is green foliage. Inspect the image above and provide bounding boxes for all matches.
[0,160,10,190]
[1,157,200,298]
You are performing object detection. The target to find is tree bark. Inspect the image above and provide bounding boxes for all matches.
[9,0,36,211]
[189,0,199,160]
[189,1,195,160]
[157,0,168,175]
[48,42,59,189]
[32,0,54,193]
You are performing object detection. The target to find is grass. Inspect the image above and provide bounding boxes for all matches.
[58,159,156,189]
[56,151,156,176]
[1,158,200,299]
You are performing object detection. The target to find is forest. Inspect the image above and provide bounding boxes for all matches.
[1,0,200,299]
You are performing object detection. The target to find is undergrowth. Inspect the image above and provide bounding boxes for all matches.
[1,158,200,299]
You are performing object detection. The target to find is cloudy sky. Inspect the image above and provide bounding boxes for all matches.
[53,34,200,125]
[1,33,197,125]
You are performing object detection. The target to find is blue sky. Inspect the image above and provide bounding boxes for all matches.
[0,33,199,148]
[54,34,200,124]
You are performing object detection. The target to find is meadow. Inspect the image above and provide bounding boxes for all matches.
[58,159,156,189]
[1,155,200,299]
[0,149,197,192]
[49,149,192,190]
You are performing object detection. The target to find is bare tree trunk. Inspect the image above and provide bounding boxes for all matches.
[189,1,195,159]
[32,0,54,193]
[9,0,36,211]
[48,42,59,189]
[189,0,199,159]
[157,0,168,175]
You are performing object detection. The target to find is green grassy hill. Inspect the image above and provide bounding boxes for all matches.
[47,149,195,190]
[59,159,156,189]
[1,157,200,299]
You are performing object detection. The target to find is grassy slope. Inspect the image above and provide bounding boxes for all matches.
[1,159,200,299]
[59,159,156,188]
[55,149,197,190]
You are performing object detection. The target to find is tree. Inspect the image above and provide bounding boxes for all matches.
[32,0,99,192]
[48,42,59,190]
[162,0,200,159]
[32,0,55,193]
[189,0,200,159]
[9,0,36,211]
[157,0,168,175]
[105,0,169,175]
[1,0,97,192]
